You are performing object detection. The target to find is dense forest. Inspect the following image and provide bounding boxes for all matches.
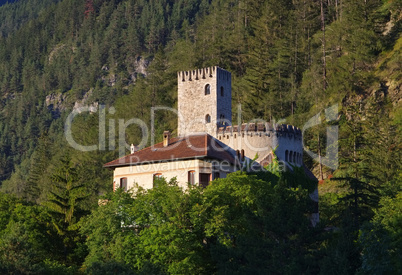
[0,0,400,273]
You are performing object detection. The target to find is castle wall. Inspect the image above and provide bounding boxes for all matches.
[274,125,303,167]
[178,66,231,136]
[217,123,303,167]
[218,131,274,163]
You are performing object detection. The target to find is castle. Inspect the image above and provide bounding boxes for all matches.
[177,67,304,168]
[105,66,312,189]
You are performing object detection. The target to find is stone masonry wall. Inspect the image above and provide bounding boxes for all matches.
[178,66,232,136]
[217,123,303,167]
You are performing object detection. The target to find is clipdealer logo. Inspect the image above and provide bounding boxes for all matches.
[64,104,339,169]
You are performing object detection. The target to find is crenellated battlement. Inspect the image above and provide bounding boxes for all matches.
[217,123,302,139]
[178,66,231,82]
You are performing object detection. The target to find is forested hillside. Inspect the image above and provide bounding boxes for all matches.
[0,0,401,273]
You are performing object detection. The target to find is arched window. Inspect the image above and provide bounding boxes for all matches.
[293,151,296,163]
[120,177,127,191]
[241,149,245,161]
[285,150,289,162]
[289,151,293,162]
[205,114,211,123]
[153,173,163,188]
[220,86,224,96]
[188,170,196,185]
[205,84,210,95]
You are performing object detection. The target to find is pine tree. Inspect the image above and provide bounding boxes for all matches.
[332,103,380,228]
[44,155,88,234]
[25,133,52,203]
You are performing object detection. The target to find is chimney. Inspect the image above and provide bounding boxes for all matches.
[163,131,171,147]
[130,144,135,154]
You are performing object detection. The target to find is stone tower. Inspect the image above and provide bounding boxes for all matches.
[177,66,232,136]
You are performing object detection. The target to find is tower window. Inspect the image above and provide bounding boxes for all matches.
[205,114,211,123]
[220,86,224,96]
[205,84,210,95]
[219,114,225,126]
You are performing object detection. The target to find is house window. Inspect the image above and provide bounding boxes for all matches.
[205,84,210,95]
[220,86,224,96]
[214,172,220,179]
[205,114,211,123]
[120,177,127,191]
[199,173,211,188]
[188,170,196,186]
[153,173,163,188]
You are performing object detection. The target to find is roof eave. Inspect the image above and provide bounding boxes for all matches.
[103,155,210,169]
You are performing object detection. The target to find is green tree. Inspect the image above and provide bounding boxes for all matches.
[359,185,402,274]
[332,103,380,229]
[123,177,209,274]
[0,203,57,274]
[201,171,319,274]
[81,189,134,270]
[43,155,89,265]
[25,133,52,203]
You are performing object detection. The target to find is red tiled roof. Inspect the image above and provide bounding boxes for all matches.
[104,134,236,168]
